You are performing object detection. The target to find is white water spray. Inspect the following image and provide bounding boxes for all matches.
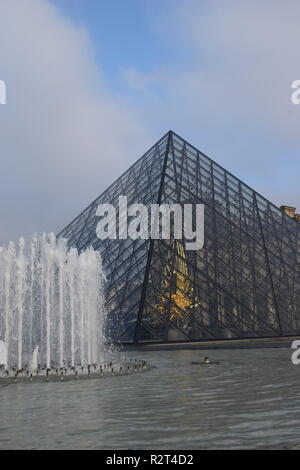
[0,233,107,370]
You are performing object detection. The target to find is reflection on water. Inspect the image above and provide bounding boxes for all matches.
[0,347,299,449]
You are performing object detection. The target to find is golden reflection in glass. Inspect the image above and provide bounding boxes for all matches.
[155,241,193,321]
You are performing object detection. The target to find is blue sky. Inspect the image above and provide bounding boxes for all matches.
[50,0,300,201]
[52,1,173,75]
[0,0,299,243]
[51,0,189,102]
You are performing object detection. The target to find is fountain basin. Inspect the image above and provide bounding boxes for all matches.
[0,359,149,385]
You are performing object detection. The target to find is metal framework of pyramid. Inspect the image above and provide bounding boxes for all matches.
[59,131,300,344]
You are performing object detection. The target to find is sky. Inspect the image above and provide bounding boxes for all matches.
[0,0,299,244]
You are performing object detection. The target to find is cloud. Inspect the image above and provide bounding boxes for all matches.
[165,0,300,132]
[0,0,299,245]
[0,0,153,244]
[126,0,300,209]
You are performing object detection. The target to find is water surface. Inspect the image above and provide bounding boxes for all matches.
[0,347,299,449]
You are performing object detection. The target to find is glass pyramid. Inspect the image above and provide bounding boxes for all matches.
[58,131,300,343]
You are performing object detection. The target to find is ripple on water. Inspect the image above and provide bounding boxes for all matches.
[0,348,300,449]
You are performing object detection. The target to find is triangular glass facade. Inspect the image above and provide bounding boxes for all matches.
[59,131,300,343]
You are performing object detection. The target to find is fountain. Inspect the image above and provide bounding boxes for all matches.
[0,233,148,383]
[0,233,108,371]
